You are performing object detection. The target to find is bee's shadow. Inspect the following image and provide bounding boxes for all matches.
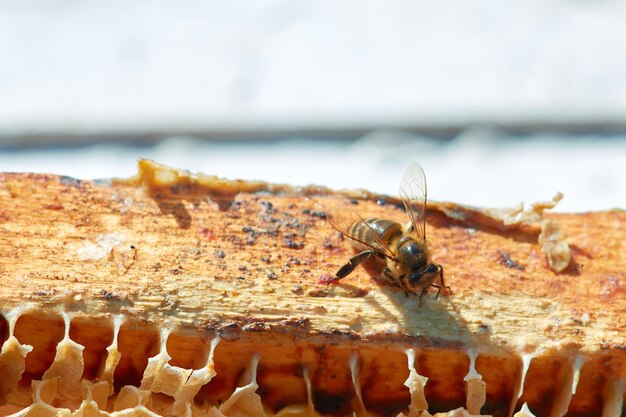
[371,284,476,343]
[334,259,479,345]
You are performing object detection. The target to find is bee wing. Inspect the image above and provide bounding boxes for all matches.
[327,204,395,259]
[399,162,428,240]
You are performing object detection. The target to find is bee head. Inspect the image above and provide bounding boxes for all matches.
[407,263,439,287]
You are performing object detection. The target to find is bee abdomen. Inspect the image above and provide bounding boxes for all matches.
[349,218,402,250]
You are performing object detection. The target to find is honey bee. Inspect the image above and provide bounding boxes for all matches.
[327,163,449,304]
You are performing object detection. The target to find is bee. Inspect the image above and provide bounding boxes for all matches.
[327,163,449,305]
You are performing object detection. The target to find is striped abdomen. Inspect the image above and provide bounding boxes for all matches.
[348,218,402,253]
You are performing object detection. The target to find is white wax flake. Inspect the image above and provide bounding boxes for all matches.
[0,336,33,399]
[517,352,536,400]
[349,353,369,417]
[383,323,401,334]
[77,232,127,261]
[41,312,86,400]
[88,380,111,409]
[77,244,106,261]
[94,232,127,248]
[463,349,482,382]
[15,398,66,417]
[32,378,60,405]
[61,311,72,340]
[172,336,221,415]
[158,326,172,354]
[514,403,537,417]
[111,314,125,348]
[120,197,134,214]
[99,314,125,392]
[74,393,106,417]
[245,354,260,386]
[463,348,486,415]
[3,304,33,335]
[581,313,590,325]
[303,367,316,416]
[140,327,173,390]
[207,336,220,366]
[403,349,429,414]
[602,379,626,417]
[219,354,267,417]
[551,353,581,417]
[571,355,587,395]
[546,316,561,331]
[273,366,320,417]
[406,348,416,370]
[113,385,151,410]
[445,408,492,417]
[0,307,35,398]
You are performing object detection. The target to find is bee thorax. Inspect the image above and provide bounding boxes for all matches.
[396,237,428,272]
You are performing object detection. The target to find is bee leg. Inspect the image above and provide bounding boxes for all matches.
[418,287,428,307]
[430,265,451,298]
[383,268,402,288]
[437,264,451,293]
[334,250,378,281]
[431,283,442,298]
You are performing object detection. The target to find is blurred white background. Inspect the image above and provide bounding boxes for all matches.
[1,0,625,211]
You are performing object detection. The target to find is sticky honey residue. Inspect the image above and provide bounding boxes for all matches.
[130,159,270,195]
[125,159,338,200]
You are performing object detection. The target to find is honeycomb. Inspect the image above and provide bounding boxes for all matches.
[0,161,624,416]
[0,307,540,417]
